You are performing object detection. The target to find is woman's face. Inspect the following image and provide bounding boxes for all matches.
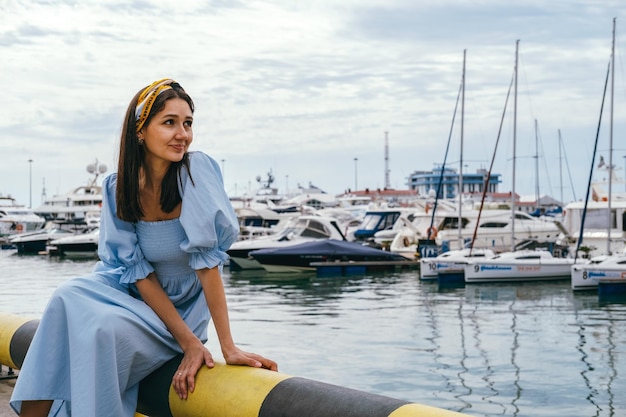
[140,97,193,166]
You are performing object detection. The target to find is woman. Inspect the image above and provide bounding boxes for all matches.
[11,78,277,416]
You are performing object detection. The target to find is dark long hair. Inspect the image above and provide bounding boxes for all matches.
[116,82,195,222]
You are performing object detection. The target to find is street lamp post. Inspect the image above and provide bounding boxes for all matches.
[28,158,33,208]
[221,159,225,180]
[354,157,358,191]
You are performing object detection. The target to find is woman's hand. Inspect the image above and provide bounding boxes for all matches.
[172,341,215,400]
[223,346,278,371]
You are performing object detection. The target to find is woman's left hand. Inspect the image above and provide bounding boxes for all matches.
[223,347,278,371]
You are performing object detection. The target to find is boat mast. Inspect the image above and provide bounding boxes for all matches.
[558,129,563,204]
[511,39,519,252]
[607,17,615,254]
[534,119,540,207]
[458,49,466,249]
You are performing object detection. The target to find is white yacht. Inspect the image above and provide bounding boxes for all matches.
[0,196,46,241]
[48,227,100,258]
[33,160,106,226]
[390,206,562,258]
[234,206,294,241]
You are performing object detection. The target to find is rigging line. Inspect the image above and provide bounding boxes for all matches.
[574,59,611,261]
[535,120,556,200]
[470,71,515,251]
[427,70,464,239]
[559,130,578,202]
[518,48,538,127]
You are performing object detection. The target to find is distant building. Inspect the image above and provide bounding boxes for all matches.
[408,165,501,199]
[463,192,564,216]
[337,188,419,207]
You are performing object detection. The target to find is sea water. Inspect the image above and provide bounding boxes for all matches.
[0,249,624,417]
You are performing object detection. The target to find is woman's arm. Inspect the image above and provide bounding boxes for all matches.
[197,267,278,369]
[135,274,214,399]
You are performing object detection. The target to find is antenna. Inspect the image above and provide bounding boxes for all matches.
[384,131,390,189]
[86,158,107,186]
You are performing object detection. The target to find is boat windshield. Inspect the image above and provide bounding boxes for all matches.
[359,213,399,231]
[276,218,334,239]
[479,222,508,228]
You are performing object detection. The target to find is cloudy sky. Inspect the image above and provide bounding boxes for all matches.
[2,0,626,208]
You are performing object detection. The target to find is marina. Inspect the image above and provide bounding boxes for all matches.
[0,249,624,417]
[4,3,626,416]
[1,22,625,416]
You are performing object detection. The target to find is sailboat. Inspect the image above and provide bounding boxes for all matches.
[464,40,581,283]
[571,17,626,291]
[418,49,469,279]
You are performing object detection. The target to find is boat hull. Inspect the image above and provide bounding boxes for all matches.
[464,260,575,283]
[421,258,477,280]
[573,266,626,288]
[418,249,496,281]
[14,240,47,254]
[419,258,439,280]
[571,264,598,291]
[49,242,98,258]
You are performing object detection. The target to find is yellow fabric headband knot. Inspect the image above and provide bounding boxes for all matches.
[135,78,176,132]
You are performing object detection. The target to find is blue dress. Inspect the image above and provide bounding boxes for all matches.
[10,152,239,416]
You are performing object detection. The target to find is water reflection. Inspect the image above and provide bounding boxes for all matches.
[228,269,407,311]
[573,293,623,417]
[405,280,623,416]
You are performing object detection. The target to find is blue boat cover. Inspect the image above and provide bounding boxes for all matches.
[249,239,408,260]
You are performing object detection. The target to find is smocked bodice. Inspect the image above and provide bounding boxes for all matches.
[135,218,202,306]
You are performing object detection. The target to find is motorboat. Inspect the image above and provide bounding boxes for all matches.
[464,250,579,283]
[371,211,423,249]
[352,207,419,246]
[419,248,496,280]
[227,215,347,270]
[234,206,293,241]
[248,239,411,273]
[9,225,75,254]
[48,227,99,258]
[0,196,46,242]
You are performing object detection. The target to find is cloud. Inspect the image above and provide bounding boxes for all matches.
[1,1,626,207]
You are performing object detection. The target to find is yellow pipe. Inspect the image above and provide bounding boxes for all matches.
[169,363,290,417]
[0,312,34,369]
[1,312,471,417]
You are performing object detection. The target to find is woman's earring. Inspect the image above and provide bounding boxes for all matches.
[138,137,144,145]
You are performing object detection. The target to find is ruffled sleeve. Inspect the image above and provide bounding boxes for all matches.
[95,173,154,284]
[178,151,239,270]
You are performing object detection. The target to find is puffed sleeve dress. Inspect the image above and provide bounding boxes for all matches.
[10,151,239,417]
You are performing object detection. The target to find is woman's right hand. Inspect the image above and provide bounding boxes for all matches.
[172,340,215,400]
[135,275,214,400]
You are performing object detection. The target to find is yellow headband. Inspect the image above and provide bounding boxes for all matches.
[135,78,175,132]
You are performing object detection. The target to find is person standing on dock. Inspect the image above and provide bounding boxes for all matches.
[10,78,277,416]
